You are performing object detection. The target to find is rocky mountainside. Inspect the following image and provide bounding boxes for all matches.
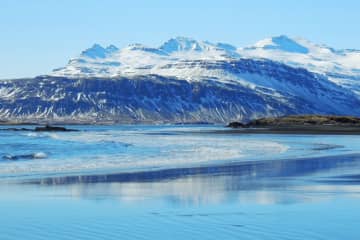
[1,36,360,123]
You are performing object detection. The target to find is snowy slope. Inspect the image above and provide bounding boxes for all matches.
[239,35,360,94]
[52,35,360,95]
[51,37,240,79]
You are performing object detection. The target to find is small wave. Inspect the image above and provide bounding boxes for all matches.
[312,143,344,151]
[2,152,47,161]
[24,132,45,138]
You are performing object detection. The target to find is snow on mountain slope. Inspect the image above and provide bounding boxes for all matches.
[80,44,119,59]
[52,36,240,79]
[239,35,360,94]
[52,35,360,95]
[160,36,212,53]
[250,35,309,54]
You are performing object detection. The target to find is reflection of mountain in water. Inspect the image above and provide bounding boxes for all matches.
[28,154,360,185]
[21,154,360,205]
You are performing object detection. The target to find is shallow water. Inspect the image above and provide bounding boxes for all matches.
[0,125,360,239]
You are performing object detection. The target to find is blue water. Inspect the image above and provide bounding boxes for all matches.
[1,125,360,239]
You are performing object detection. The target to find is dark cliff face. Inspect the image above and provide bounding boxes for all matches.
[0,59,360,123]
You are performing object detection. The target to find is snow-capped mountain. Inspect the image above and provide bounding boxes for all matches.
[239,35,360,94]
[51,37,240,79]
[52,35,360,94]
[1,36,360,123]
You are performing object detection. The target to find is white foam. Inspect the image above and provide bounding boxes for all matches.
[32,152,47,159]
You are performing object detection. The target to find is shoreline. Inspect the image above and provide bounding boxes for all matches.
[1,123,360,135]
[0,121,217,126]
[209,125,360,135]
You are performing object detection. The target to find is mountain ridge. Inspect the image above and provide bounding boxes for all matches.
[50,35,360,95]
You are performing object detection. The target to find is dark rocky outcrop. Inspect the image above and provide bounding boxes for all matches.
[0,125,78,132]
[228,115,360,128]
[1,127,32,131]
[226,122,248,128]
[34,125,78,132]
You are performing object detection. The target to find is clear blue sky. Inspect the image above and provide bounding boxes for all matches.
[1,0,360,79]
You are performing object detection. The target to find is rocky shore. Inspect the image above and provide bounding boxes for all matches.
[0,125,78,132]
[225,115,360,134]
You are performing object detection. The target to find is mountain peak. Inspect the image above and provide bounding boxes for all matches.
[81,44,108,58]
[80,43,119,59]
[253,35,309,54]
[160,36,209,53]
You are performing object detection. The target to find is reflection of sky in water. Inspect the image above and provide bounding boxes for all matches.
[1,172,360,240]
